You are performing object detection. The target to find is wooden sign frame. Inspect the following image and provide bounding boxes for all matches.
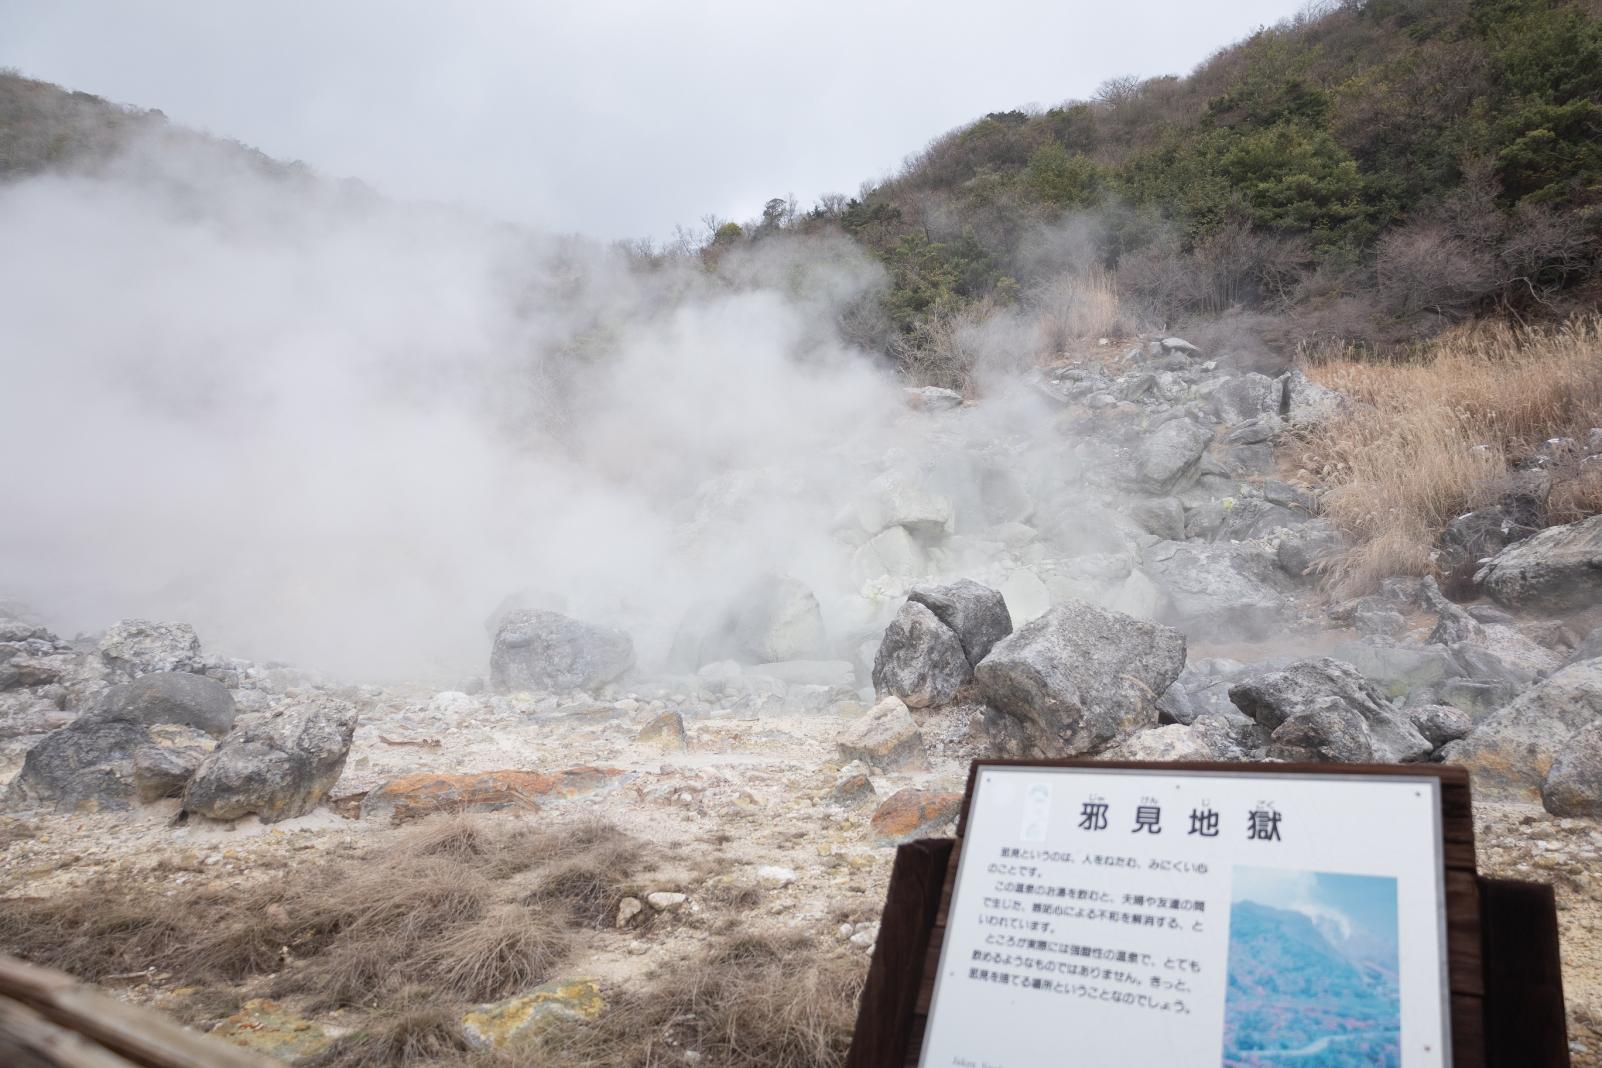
[846,760,1569,1068]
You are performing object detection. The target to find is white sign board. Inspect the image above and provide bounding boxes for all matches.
[919,766,1451,1068]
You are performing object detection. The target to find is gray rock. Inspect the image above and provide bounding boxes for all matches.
[83,672,236,738]
[1156,659,1252,726]
[1210,374,1277,425]
[856,471,953,538]
[490,610,635,693]
[871,601,971,709]
[1563,628,1602,669]
[1541,720,1602,817]
[1407,705,1474,748]
[182,698,358,822]
[1229,657,1430,763]
[1476,514,1602,612]
[904,385,963,411]
[1128,497,1186,541]
[1275,521,1346,581]
[1332,640,1458,701]
[1352,602,1408,640]
[1136,419,1213,492]
[1267,699,1375,763]
[836,696,924,770]
[975,601,1185,757]
[1420,577,1483,645]
[1147,543,1294,640]
[1439,508,1539,594]
[908,579,1012,666]
[852,526,926,583]
[728,575,827,663]
[1422,677,1521,723]
[1103,722,1220,762]
[1277,369,1346,428]
[131,725,217,802]
[1160,337,1199,355]
[98,620,202,681]
[1442,658,1602,799]
[6,718,150,811]
[1185,498,1308,542]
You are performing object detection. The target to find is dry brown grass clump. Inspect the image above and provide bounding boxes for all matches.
[524,932,865,1068]
[1299,317,1602,593]
[0,815,647,1012]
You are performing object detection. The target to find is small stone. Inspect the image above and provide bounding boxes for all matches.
[757,865,797,888]
[636,711,688,752]
[830,772,877,808]
[213,999,332,1063]
[615,897,643,928]
[646,891,687,911]
[835,696,924,770]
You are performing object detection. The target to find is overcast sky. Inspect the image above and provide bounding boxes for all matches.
[0,0,1310,240]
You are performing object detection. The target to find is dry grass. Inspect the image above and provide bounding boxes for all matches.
[1299,317,1602,593]
[0,815,648,1012]
[525,933,865,1068]
[1033,269,1134,352]
[0,816,870,1067]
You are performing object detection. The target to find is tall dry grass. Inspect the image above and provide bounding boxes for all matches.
[1299,317,1602,593]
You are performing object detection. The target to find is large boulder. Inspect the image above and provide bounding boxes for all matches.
[871,601,971,709]
[490,610,635,693]
[1442,658,1602,799]
[851,525,925,583]
[1541,719,1602,818]
[83,672,236,737]
[1267,699,1376,764]
[1476,514,1602,612]
[1229,658,1430,763]
[1277,369,1346,428]
[1210,374,1278,425]
[182,698,357,822]
[975,601,1186,757]
[855,471,953,538]
[907,579,1012,666]
[727,575,828,663]
[98,619,203,681]
[7,718,153,811]
[1135,419,1213,493]
[6,672,231,811]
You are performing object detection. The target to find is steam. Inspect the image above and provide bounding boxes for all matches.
[0,131,1081,680]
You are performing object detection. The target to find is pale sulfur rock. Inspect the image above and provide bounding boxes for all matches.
[461,979,604,1051]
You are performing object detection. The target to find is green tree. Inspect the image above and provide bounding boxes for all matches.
[1021,142,1104,208]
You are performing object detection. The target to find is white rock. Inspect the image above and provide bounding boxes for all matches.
[616,896,643,928]
[646,891,687,911]
[757,865,797,889]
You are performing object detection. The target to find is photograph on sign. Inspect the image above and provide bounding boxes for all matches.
[918,766,1449,1068]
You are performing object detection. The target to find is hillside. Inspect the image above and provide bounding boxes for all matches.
[712,0,1602,367]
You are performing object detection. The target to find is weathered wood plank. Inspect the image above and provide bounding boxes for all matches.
[0,996,140,1068]
[0,955,275,1068]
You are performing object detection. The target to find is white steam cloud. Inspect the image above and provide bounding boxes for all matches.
[0,133,1086,681]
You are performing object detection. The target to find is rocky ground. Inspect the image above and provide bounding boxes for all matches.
[4,335,1602,1064]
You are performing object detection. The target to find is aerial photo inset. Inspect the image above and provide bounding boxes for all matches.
[1222,867,1403,1068]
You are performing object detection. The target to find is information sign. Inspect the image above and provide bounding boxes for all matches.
[918,765,1451,1067]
